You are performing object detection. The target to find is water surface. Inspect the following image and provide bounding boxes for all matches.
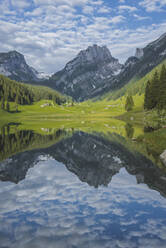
[0,122,166,248]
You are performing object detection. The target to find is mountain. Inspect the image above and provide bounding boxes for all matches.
[109,32,166,91]
[0,50,46,82]
[49,44,122,101]
[49,33,166,101]
[1,33,166,101]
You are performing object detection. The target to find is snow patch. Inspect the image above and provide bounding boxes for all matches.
[113,69,121,76]
[0,66,11,76]
[113,156,122,164]
[160,49,166,56]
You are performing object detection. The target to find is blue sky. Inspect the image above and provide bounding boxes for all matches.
[0,0,166,73]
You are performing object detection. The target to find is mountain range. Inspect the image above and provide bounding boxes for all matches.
[0,32,166,101]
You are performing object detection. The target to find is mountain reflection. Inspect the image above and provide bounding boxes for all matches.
[0,128,166,198]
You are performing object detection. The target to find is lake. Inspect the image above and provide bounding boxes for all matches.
[0,120,166,248]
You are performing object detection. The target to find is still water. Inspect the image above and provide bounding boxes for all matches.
[0,122,166,248]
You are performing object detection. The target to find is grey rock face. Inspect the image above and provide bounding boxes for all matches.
[135,48,144,59]
[0,50,45,82]
[50,44,122,101]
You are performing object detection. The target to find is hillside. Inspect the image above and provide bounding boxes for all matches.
[0,74,67,108]
[100,60,166,101]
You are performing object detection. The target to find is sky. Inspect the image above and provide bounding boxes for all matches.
[0,0,166,74]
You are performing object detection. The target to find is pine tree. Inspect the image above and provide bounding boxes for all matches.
[6,101,10,112]
[125,123,134,138]
[1,98,5,110]
[144,80,152,109]
[150,70,159,109]
[158,64,166,109]
[144,66,166,110]
[125,95,134,112]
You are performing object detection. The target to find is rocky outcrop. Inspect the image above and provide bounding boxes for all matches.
[0,50,47,82]
[160,150,166,166]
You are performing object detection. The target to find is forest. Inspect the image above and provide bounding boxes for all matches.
[0,75,66,111]
[144,64,166,110]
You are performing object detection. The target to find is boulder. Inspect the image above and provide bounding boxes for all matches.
[160,150,166,166]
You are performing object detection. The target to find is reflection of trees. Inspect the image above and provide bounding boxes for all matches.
[125,123,134,139]
[0,125,66,162]
[1,130,166,198]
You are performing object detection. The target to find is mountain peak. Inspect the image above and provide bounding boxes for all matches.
[51,44,122,101]
[9,50,23,55]
[77,44,113,64]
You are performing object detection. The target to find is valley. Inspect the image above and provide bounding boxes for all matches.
[0,33,166,129]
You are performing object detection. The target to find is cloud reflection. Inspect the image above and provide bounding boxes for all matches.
[0,157,166,248]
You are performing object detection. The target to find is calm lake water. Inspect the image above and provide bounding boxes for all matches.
[0,122,166,248]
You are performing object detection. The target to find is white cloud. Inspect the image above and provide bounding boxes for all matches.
[133,14,151,20]
[97,6,111,14]
[110,15,126,24]
[11,0,30,9]
[139,0,166,12]
[91,0,103,5]
[33,0,89,7]
[119,5,138,12]
[82,5,94,15]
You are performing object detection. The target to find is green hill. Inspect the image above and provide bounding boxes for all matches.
[0,74,68,106]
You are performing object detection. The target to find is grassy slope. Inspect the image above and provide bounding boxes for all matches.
[101,60,166,101]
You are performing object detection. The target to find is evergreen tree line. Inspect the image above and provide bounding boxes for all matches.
[144,64,166,110]
[0,75,66,111]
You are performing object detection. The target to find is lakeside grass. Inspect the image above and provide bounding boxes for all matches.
[1,93,166,132]
[0,94,143,122]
